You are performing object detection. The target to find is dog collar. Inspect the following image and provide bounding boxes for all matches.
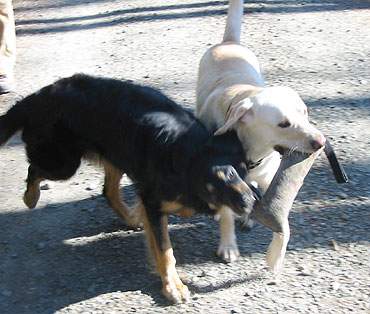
[247,158,264,170]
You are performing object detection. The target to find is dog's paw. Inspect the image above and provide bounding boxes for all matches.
[238,217,255,232]
[162,281,190,304]
[23,188,40,209]
[217,243,240,263]
[127,210,144,229]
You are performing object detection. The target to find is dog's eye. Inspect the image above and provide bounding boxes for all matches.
[226,169,236,180]
[278,120,291,128]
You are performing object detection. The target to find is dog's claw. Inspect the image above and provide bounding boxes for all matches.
[217,244,240,263]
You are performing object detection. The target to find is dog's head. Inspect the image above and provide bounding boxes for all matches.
[215,86,326,160]
[191,131,261,215]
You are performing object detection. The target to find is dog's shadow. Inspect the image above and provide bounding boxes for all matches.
[1,160,369,314]
[0,184,263,313]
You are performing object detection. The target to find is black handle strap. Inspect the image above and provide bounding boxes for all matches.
[324,139,349,184]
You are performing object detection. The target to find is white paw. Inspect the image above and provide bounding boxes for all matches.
[162,281,190,304]
[217,243,240,263]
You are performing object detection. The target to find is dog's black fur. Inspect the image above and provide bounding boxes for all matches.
[0,74,258,302]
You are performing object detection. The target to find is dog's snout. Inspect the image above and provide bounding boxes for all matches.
[310,139,323,150]
[310,135,326,151]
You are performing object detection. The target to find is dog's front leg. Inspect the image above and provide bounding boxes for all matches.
[217,206,240,263]
[141,201,190,303]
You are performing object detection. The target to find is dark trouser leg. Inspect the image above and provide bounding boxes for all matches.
[0,0,16,93]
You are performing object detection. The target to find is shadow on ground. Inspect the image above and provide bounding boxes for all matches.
[0,156,368,313]
[15,0,370,36]
[306,97,370,113]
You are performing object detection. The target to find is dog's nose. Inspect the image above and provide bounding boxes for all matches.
[310,135,326,150]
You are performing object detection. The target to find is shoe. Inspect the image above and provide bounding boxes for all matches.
[0,74,15,94]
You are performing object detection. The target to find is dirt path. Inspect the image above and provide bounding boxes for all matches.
[0,1,369,313]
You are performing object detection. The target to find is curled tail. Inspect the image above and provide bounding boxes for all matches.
[223,0,244,43]
[0,100,27,146]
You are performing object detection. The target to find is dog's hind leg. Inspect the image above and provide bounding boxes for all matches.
[23,139,83,208]
[102,161,141,227]
[23,165,43,209]
[140,201,190,303]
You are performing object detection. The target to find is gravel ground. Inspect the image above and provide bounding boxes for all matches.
[0,0,369,313]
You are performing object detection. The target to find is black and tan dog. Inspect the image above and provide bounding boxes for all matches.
[0,74,259,303]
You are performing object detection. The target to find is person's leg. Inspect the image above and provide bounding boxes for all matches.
[0,0,16,94]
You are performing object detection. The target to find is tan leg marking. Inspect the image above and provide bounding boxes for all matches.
[141,204,190,303]
[177,207,194,218]
[160,200,183,214]
[103,160,141,227]
[160,201,194,217]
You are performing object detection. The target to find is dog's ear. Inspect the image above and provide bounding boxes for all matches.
[214,98,253,135]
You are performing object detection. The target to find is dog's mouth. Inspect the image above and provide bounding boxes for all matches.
[274,145,288,155]
[231,185,261,216]
[248,183,262,201]
[274,144,323,156]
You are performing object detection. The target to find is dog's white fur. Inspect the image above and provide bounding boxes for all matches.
[196,0,325,270]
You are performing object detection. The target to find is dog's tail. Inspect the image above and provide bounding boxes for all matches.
[222,0,244,43]
[0,99,27,146]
